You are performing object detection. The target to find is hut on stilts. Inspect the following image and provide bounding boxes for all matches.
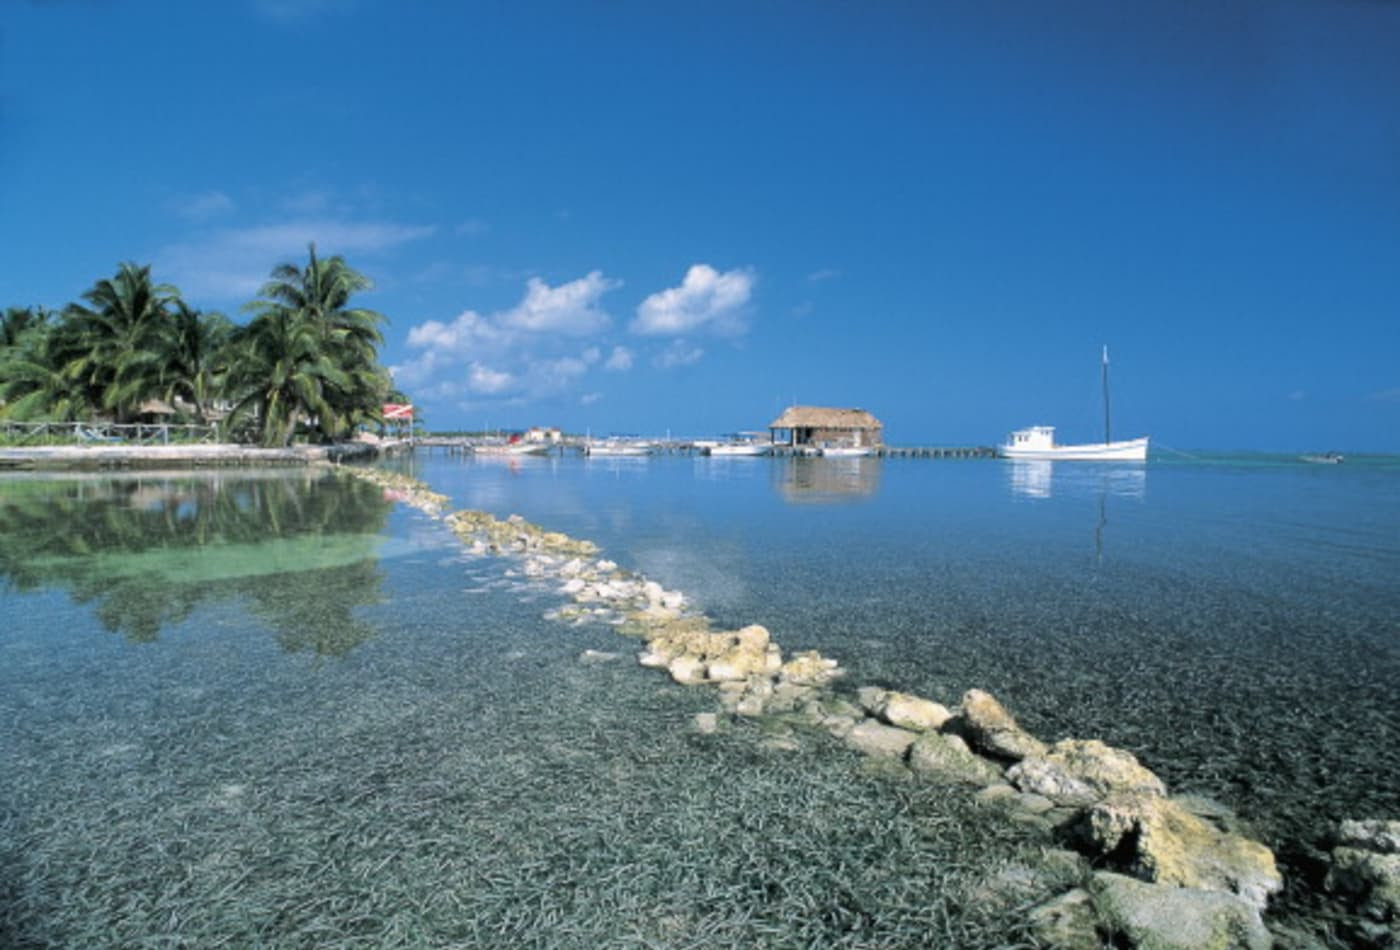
[768,406,884,450]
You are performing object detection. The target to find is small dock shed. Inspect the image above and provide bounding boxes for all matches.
[769,405,884,449]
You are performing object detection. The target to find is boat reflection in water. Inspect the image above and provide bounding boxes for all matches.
[1005,460,1147,564]
[1005,459,1146,501]
[773,456,881,504]
[1008,459,1053,499]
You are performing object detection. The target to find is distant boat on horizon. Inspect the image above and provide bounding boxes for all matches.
[1000,346,1149,462]
[1301,452,1344,464]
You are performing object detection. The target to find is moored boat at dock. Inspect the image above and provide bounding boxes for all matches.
[473,442,550,457]
[1000,426,1149,461]
[1000,346,1149,462]
[584,440,654,456]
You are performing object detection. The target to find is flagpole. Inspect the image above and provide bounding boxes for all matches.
[1102,345,1112,445]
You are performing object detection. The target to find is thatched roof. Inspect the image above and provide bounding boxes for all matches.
[137,399,177,416]
[768,406,882,429]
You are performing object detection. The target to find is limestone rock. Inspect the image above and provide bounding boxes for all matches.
[693,712,719,734]
[1328,848,1400,922]
[1028,888,1101,950]
[1339,819,1400,855]
[1007,739,1167,808]
[844,718,918,759]
[956,688,1047,761]
[779,650,842,686]
[881,692,953,732]
[734,694,767,717]
[1075,793,1282,910]
[822,715,858,738]
[667,655,708,685]
[736,624,770,652]
[639,624,780,684]
[856,686,888,714]
[975,783,1019,808]
[766,681,813,714]
[1089,871,1272,950]
[1328,820,1400,926]
[907,731,1003,786]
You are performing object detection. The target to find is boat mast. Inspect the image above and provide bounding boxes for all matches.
[1101,344,1112,445]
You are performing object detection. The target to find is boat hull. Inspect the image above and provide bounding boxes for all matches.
[585,444,652,456]
[708,444,769,456]
[474,444,550,457]
[999,437,1149,462]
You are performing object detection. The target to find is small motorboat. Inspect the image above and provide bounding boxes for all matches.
[708,441,770,457]
[584,440,653,456]
[473,442,550,457]
[1301,452,1344,464]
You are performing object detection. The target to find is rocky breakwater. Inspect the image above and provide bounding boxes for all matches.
[731,680,1284,946]
[340,466,1316,947]
[1323,819,1400,945]
[337,466,451,516]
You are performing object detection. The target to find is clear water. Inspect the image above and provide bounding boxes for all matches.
[2,453,1397,945]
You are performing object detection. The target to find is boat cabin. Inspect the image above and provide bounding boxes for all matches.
[1006,426,1056,451]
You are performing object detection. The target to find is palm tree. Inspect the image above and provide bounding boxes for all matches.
[157,302,232,424]
[64,263,180,422]
[227,245,389,445]
[0,316,91,420]
[1,306,52,349]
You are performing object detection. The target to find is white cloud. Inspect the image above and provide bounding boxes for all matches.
[654,340,705,369]
[172,190,234,221]
[501,271,620,335]
[580,392,603,405]
[158,218,435,300]
[631,264,754,336]
[807,268,841,283]
[406,309,503,351]
[398,272,623,407]
[468,363,516,395]
[604,346,634,371]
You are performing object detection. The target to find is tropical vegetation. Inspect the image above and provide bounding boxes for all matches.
[0,246,406,446]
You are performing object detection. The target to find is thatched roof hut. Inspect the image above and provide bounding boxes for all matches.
[768,405,883,448]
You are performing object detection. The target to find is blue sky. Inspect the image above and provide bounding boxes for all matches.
[3,0,1398,451]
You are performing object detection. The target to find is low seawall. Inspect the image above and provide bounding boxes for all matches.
[0,441,386,470]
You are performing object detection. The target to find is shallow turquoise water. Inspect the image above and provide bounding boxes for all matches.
[395,451,1400,904]
[2,454,1397,944]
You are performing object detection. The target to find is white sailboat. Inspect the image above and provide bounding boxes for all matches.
[1000,347,1149,462]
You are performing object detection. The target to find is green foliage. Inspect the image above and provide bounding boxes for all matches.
[63,262,180,423]
[1,247,402,443]
[227,244,390,446]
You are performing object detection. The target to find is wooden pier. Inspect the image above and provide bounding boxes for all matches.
[405,438,996,459]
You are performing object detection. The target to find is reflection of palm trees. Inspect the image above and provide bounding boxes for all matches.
[0,472,392,653]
